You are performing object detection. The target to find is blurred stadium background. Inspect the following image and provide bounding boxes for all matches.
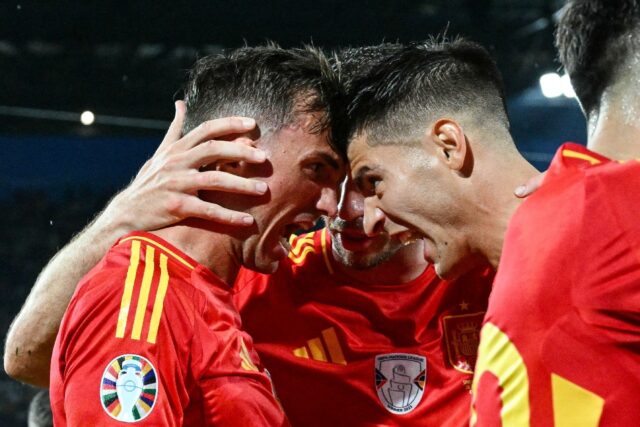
[1,0,581,424]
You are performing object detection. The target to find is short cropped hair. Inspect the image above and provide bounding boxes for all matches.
[556,0,640,117]
[344,38,509,148]
[333,44,404,91]
[28,390,52,427]
[330,44,404,149]
[183,44,340,145]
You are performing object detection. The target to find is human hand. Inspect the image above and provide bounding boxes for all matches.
[514,172,546,198]
[106,101,268,230]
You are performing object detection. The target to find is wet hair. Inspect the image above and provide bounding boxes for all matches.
[556,0,640,117]
[183,44,340,147]
[343,37,509,149]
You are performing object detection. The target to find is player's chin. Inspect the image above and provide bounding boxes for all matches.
[248,255,281,274]
[433,251,467,281]
[251,241,288,274]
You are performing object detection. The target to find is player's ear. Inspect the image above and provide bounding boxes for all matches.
[427,118,467,172]
[211,136,259,176]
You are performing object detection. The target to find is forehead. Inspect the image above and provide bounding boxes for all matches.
[347,133,399,173]
[264,125,344,174]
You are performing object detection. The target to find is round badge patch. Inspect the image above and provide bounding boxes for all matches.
[100,354,158,423]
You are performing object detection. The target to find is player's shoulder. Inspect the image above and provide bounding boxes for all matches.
[518,143,600,214]
[544,143,640,207]
[546,142,640,185]
[76,232,196,297]
[67,232,202,339]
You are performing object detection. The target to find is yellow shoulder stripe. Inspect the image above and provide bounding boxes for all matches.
[120,236,194,270]
[561,149,602,165]
[115,239,172,344]
[147,253,169,344]
[116,240,141,339]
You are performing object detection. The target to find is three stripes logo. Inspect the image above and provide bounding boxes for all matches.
[293,327,347,365]
[115,238,191,344]
[239,337,259,372]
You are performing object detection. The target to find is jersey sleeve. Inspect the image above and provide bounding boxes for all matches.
[572,162,640,342]
[52,242,195,426]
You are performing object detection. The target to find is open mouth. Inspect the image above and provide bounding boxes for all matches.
[393,230,422,247]
[277,220,316,256]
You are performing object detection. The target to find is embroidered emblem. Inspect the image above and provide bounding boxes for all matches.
[100,354,158,422]
[442,311,485,373]
[374,353,426,414]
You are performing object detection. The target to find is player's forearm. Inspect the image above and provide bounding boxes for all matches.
[3,193,136,387]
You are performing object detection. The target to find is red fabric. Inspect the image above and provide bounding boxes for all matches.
[473,143,640,426]
[50,231,287,426]
[234,229,494,426]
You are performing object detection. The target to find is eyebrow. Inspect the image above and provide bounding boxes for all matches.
[314,151,342,170]
[352,166,372,190]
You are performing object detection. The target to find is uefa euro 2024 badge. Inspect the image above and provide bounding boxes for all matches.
[375,353,427,415]
[100,354,158,422]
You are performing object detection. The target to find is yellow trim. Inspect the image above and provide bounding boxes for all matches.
[552,374,604,427]
[293,346,309,359]
[288,245,316,264]
[288,235,314,257]
[147,253,169,344]
[322,327,346,365]
[116,241,141,338]
[561,149,602,165]
[471,322,530,426]
[131,246,155,340]
[320,228,334,275]
[120,236,194,270]
[307,338,328,362]
[239,337,259,371]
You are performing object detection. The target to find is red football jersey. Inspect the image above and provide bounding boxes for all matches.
[472,144,640,426]
[234,228,494,426]
[50,232,287,426]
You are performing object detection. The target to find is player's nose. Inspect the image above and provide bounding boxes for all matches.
[316,186,339,218]
[363,198,386,237]
[337,184,364,222]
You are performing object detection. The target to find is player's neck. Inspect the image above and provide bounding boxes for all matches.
[151,221,241,286]
[587,99,640,160]
[335,242,429,285]
[465,150,538,269]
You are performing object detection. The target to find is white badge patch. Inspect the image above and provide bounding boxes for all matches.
[100,354,158,423]
[375,353,427,415]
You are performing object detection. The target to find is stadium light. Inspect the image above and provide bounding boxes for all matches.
[560,74,576,98]
[539,73,563,98]
[540,72,576,99]
[80,110,95,126]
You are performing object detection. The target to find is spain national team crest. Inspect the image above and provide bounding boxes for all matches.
[374,353,426,415]
[442,311,485,373]
[100,354,158,423]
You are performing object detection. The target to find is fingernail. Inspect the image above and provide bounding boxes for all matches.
[242,215,254,225]
[242,118,255,128]
[253,150,266,161]
[255,181,268,193]
[514,186,525,197]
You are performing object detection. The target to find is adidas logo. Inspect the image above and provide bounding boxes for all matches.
[293,327,347,365]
